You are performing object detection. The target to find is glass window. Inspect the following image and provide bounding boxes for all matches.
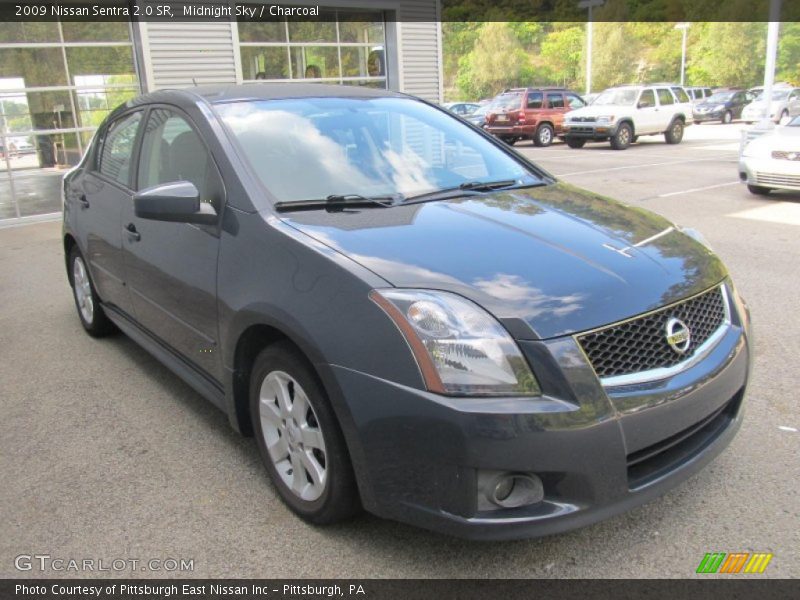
[66,46,137,79]
[217,97,541,204]
[0,22,59,43]
[526,92,543,109]
[546,93,564,109]
[671,87,691,103]
[566,94,585,109]
[290,47,339,80]
[0,48,69,87]
[338,13,384,44]
[657,88,674,105]
[638,89,656,108]
[238,21,286,43]
[288,19,337,43]
[137,109,223,209]
[62,22,130,42]
[98,111,142,186]
[241,47,290,80]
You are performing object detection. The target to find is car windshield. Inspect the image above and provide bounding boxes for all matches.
[216,96,540,203]
[492,93,523,110]
[593,88,640,106]
[756,90,790,101]
[707,92,734,102]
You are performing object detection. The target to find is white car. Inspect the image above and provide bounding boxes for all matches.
[562,84,693,150]
[741,87,800,124]
[739,115,800,195]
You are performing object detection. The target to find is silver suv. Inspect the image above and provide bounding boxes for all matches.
[563,84,693,150]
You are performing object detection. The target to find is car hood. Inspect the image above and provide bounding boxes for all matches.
[280,183,727,339]
[745,125,800,152]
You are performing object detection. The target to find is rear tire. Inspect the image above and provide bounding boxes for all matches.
[533,123,554,147]
[250,342,361,525]
[610,123,633,150]
[747,184,771,196]
[68,246,116,337]
[664,119,684,144]
[565,137,586,149]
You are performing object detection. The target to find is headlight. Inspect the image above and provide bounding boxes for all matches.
[596,115,615,124]
[370,289,541,396]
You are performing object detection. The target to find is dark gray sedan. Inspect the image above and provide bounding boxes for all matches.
[63,84,751,540]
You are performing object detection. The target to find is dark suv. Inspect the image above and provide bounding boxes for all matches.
[485,87,586,146]
[63,84,750,540]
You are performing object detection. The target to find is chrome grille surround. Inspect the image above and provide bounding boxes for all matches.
[576,285,731,387]
[755,172,800,188]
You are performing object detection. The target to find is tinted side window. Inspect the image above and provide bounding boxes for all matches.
[566,94,585,109]
[672,87,691,103]
[137,109,223,210]
[527,92,543,109]
[98,111,142,186]
[638,89,656,108]
[657,88,675,105]
[546,93,565,109]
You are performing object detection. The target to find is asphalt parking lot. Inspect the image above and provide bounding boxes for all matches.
[1,122,798,578]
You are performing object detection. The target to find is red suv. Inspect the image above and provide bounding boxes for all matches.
[485,88,586,146]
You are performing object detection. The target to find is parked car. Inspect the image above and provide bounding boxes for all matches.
[63,84,751,540]
[741,87,800,124]
[562,84,692,150]
[693,89,751,124]
[484,87,586,147]
[748,82,792,97]
[464,103,491,128]
[740,114,800,195]
[685,86,713,103]
[443,102,480,116]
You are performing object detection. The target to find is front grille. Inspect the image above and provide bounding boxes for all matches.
[571,116,596,122]
[577,286,727,380]
[771,151,800,161]
[569,126,595,133]
[756,172,800,187]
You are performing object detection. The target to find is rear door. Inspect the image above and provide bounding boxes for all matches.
[73,110,143,316]
[656,88,677,129]
[121,106,224,380]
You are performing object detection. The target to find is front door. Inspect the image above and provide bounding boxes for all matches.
[121,107,224,380]
[635,89,660,134]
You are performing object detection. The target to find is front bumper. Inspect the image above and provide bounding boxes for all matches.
[739,156,800,191]
[693,110,725,122]
[330,285,751,539]
[562,122,616,141]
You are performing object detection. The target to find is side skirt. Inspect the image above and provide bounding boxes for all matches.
[104,304,228,414]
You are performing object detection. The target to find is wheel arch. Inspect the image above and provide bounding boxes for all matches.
[63,233,77,282]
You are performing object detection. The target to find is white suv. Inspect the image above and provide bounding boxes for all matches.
[562,84,693,150]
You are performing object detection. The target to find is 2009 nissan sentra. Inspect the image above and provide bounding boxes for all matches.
[62,84,751,540]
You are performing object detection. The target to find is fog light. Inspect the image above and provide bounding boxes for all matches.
[488,473,544,508]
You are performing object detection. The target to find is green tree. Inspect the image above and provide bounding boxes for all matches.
[590,23,644,90]
[686,22,767,87]
[540,24,584,89]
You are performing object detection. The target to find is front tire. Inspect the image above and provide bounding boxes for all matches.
[533,123,554,147]
[665,119,684,144]
[250,342,360,525]
[610,123,633,150]
[68,246,115,337]
[722,111,732,124]
[748,184,771,196]
[565,137,586,149]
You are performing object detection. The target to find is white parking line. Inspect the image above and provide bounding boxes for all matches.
[657,181,741,197]
[553,156,735,177]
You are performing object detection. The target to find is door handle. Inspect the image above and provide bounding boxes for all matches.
[124,223,141,242]
[78,194,90,208]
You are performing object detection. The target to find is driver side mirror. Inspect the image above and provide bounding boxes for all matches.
[134,181,218,225]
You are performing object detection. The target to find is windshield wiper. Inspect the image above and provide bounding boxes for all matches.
[274,194,399,213]
[402,179,546,205]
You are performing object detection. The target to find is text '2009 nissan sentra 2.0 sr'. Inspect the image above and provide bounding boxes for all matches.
[63,84,751,540]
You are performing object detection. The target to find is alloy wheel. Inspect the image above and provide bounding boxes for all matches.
[258,371,328,502]
[72,256,94,324]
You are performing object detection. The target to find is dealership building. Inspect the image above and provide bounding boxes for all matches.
[0,0,443,224]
